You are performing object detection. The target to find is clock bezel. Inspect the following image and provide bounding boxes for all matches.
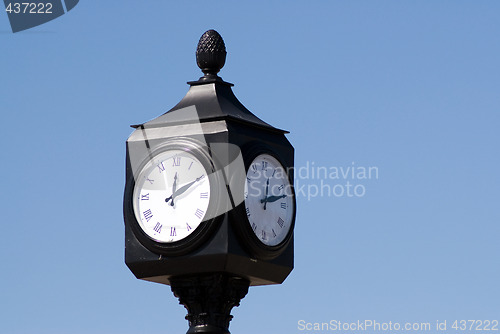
[124,138,223,256]
[231,145,296,260]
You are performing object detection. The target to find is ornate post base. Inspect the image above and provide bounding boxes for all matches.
[170,273,250,334]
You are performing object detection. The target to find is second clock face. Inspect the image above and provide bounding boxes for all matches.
[244,154,294,246]
[132,149,211,243]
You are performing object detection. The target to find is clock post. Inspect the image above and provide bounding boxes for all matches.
[123,30,296,334]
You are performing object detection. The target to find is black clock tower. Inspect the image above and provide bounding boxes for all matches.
[123,30,296,334]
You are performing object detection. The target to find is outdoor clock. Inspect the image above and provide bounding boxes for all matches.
[124,31,296,334]
[126,140,221,256]
[125,30,295,284]
[232,149,296,260]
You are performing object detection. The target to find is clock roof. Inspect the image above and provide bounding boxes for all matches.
[131,30,288,134]
[135,79,286,134]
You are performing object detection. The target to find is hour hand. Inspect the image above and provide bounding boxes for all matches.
[260,194,287,204]
[165,175,205,205]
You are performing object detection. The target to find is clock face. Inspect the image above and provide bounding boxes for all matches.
[132,149,211,243]
[244,154,294,246]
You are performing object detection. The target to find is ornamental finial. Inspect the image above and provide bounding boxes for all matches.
[196,30,227,76]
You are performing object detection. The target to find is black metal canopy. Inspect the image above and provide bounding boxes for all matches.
[133,29,288,134]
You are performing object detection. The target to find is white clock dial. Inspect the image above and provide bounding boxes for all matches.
[133,149,211,243]
[244,154,294,246]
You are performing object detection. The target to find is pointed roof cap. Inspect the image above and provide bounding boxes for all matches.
[133,30,287,134]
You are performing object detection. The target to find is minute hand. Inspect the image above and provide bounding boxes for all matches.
[169,173,178,206]
[260,194,286,204]
[165,175,204,204]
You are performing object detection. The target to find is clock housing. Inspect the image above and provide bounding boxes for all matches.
[124,76,295,286]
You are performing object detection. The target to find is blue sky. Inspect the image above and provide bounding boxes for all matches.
[1,2,499,334]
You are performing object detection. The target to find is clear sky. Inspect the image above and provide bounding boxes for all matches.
[1,2,499,334]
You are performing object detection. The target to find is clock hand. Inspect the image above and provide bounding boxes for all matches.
[165,175,205,205]
[173,175,205,201]
[260,194,287,204]
[169,172,178,206]
[263,178,270,210]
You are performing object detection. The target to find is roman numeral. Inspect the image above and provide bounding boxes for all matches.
[157,162,165,173]
[272,229,277,238]
[194,209,204,219]
[170,227,176,236]
[261,161,268,170]
[278,184,284,191]
[172,156,181,166]
[146,178,154,184]
[246,208,251,217]
[143,209,153,222]
[186,223,192,231]
[251,164,257,173]
[200,192,209,199]
[188,162,193,170]
[277,217,284,228]
[141,193,149,201]
[280,202,286,209]
[251,222,257,232]
[261,230,267,240]
[153,223,162,233]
